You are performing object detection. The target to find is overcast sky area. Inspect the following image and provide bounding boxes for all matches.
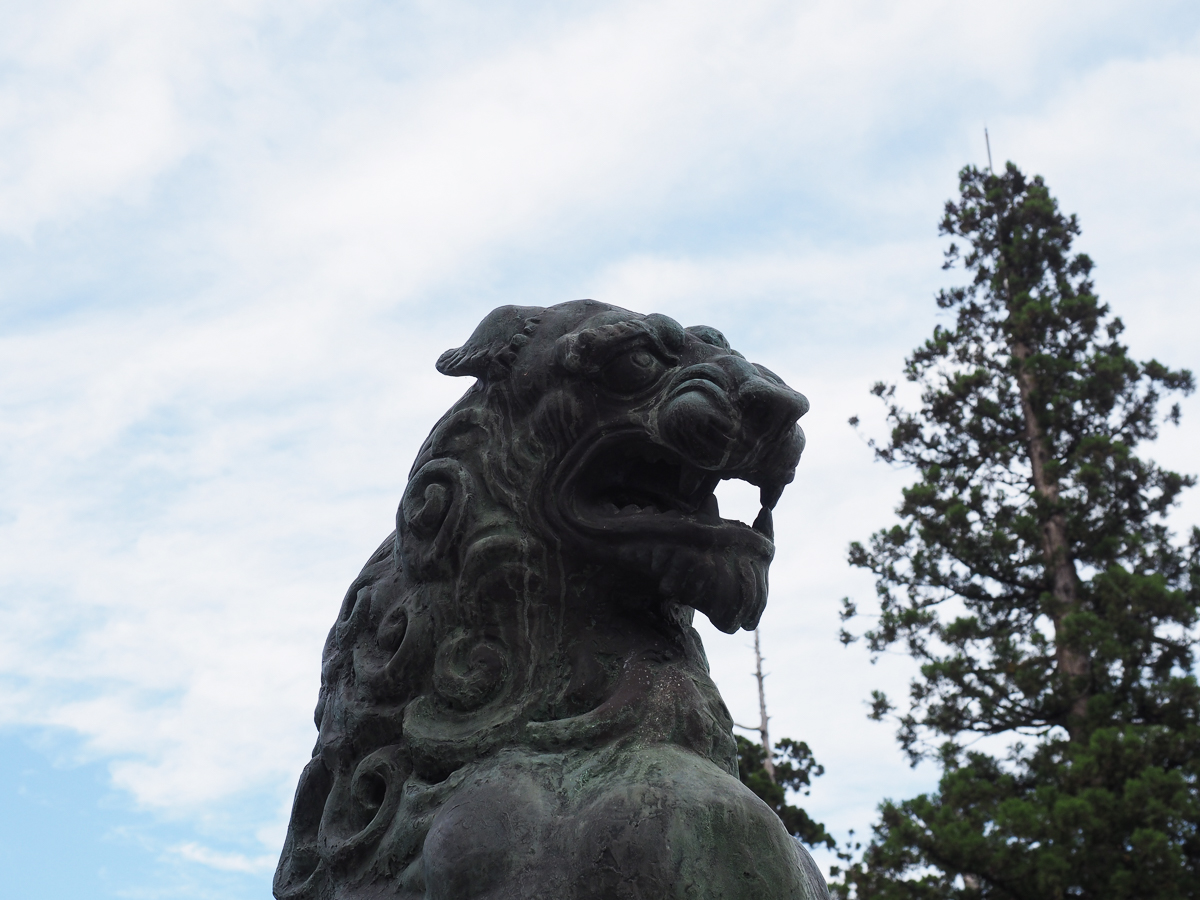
[1,1,1198,896]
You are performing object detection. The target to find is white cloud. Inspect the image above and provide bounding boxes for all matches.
[0,0,1197,885]
[170,841,276,874]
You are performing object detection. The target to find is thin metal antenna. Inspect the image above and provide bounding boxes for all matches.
[985,127,994,174]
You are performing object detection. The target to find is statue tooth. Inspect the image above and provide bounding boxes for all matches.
[760,481,785,510]
[752,507,774,540]
[678,466,707,499]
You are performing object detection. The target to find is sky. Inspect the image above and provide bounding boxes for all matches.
[0,0,1198,896]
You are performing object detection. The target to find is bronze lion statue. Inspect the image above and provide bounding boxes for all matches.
[274,300,827,899]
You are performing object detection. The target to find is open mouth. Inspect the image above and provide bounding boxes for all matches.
[559,433,781,545]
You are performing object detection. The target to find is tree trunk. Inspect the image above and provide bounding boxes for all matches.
[753,629,775,782]
[1010,339,1089,736]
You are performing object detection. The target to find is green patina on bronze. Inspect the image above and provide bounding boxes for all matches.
[274,300,827,899]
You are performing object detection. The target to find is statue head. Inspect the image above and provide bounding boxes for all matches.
[421,299,808,632]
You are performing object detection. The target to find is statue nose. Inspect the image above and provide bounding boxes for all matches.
[738,379,809,435]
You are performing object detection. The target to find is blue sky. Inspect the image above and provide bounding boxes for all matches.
[1,1,1198,896]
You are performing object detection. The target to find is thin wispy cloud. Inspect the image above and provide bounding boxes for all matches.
[170,842,277,875]
[1,1,1197,895]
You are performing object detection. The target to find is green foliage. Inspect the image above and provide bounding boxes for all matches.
[736,734,835,849]
[835,162,1200,898]
[835,730,1200,899]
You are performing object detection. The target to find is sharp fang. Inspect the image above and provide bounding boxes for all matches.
[679,467,707,500]
[760,481,785,510]
[699,493,720,520]
[752,506,774,540]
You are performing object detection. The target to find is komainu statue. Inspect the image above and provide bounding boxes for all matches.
[274,300,827,899]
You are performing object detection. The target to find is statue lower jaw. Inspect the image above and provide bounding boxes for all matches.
[643,541,772,634]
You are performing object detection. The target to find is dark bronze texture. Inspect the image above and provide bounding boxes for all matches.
[274,300,826,899]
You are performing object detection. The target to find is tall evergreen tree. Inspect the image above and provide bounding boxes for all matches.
[834,162,1200,899]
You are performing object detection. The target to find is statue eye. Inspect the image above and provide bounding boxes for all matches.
[601,348,666,394]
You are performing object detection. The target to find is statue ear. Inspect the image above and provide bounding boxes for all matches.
[437,305,545,380]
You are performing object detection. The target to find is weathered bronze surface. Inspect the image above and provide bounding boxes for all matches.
[274,300,827,899]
